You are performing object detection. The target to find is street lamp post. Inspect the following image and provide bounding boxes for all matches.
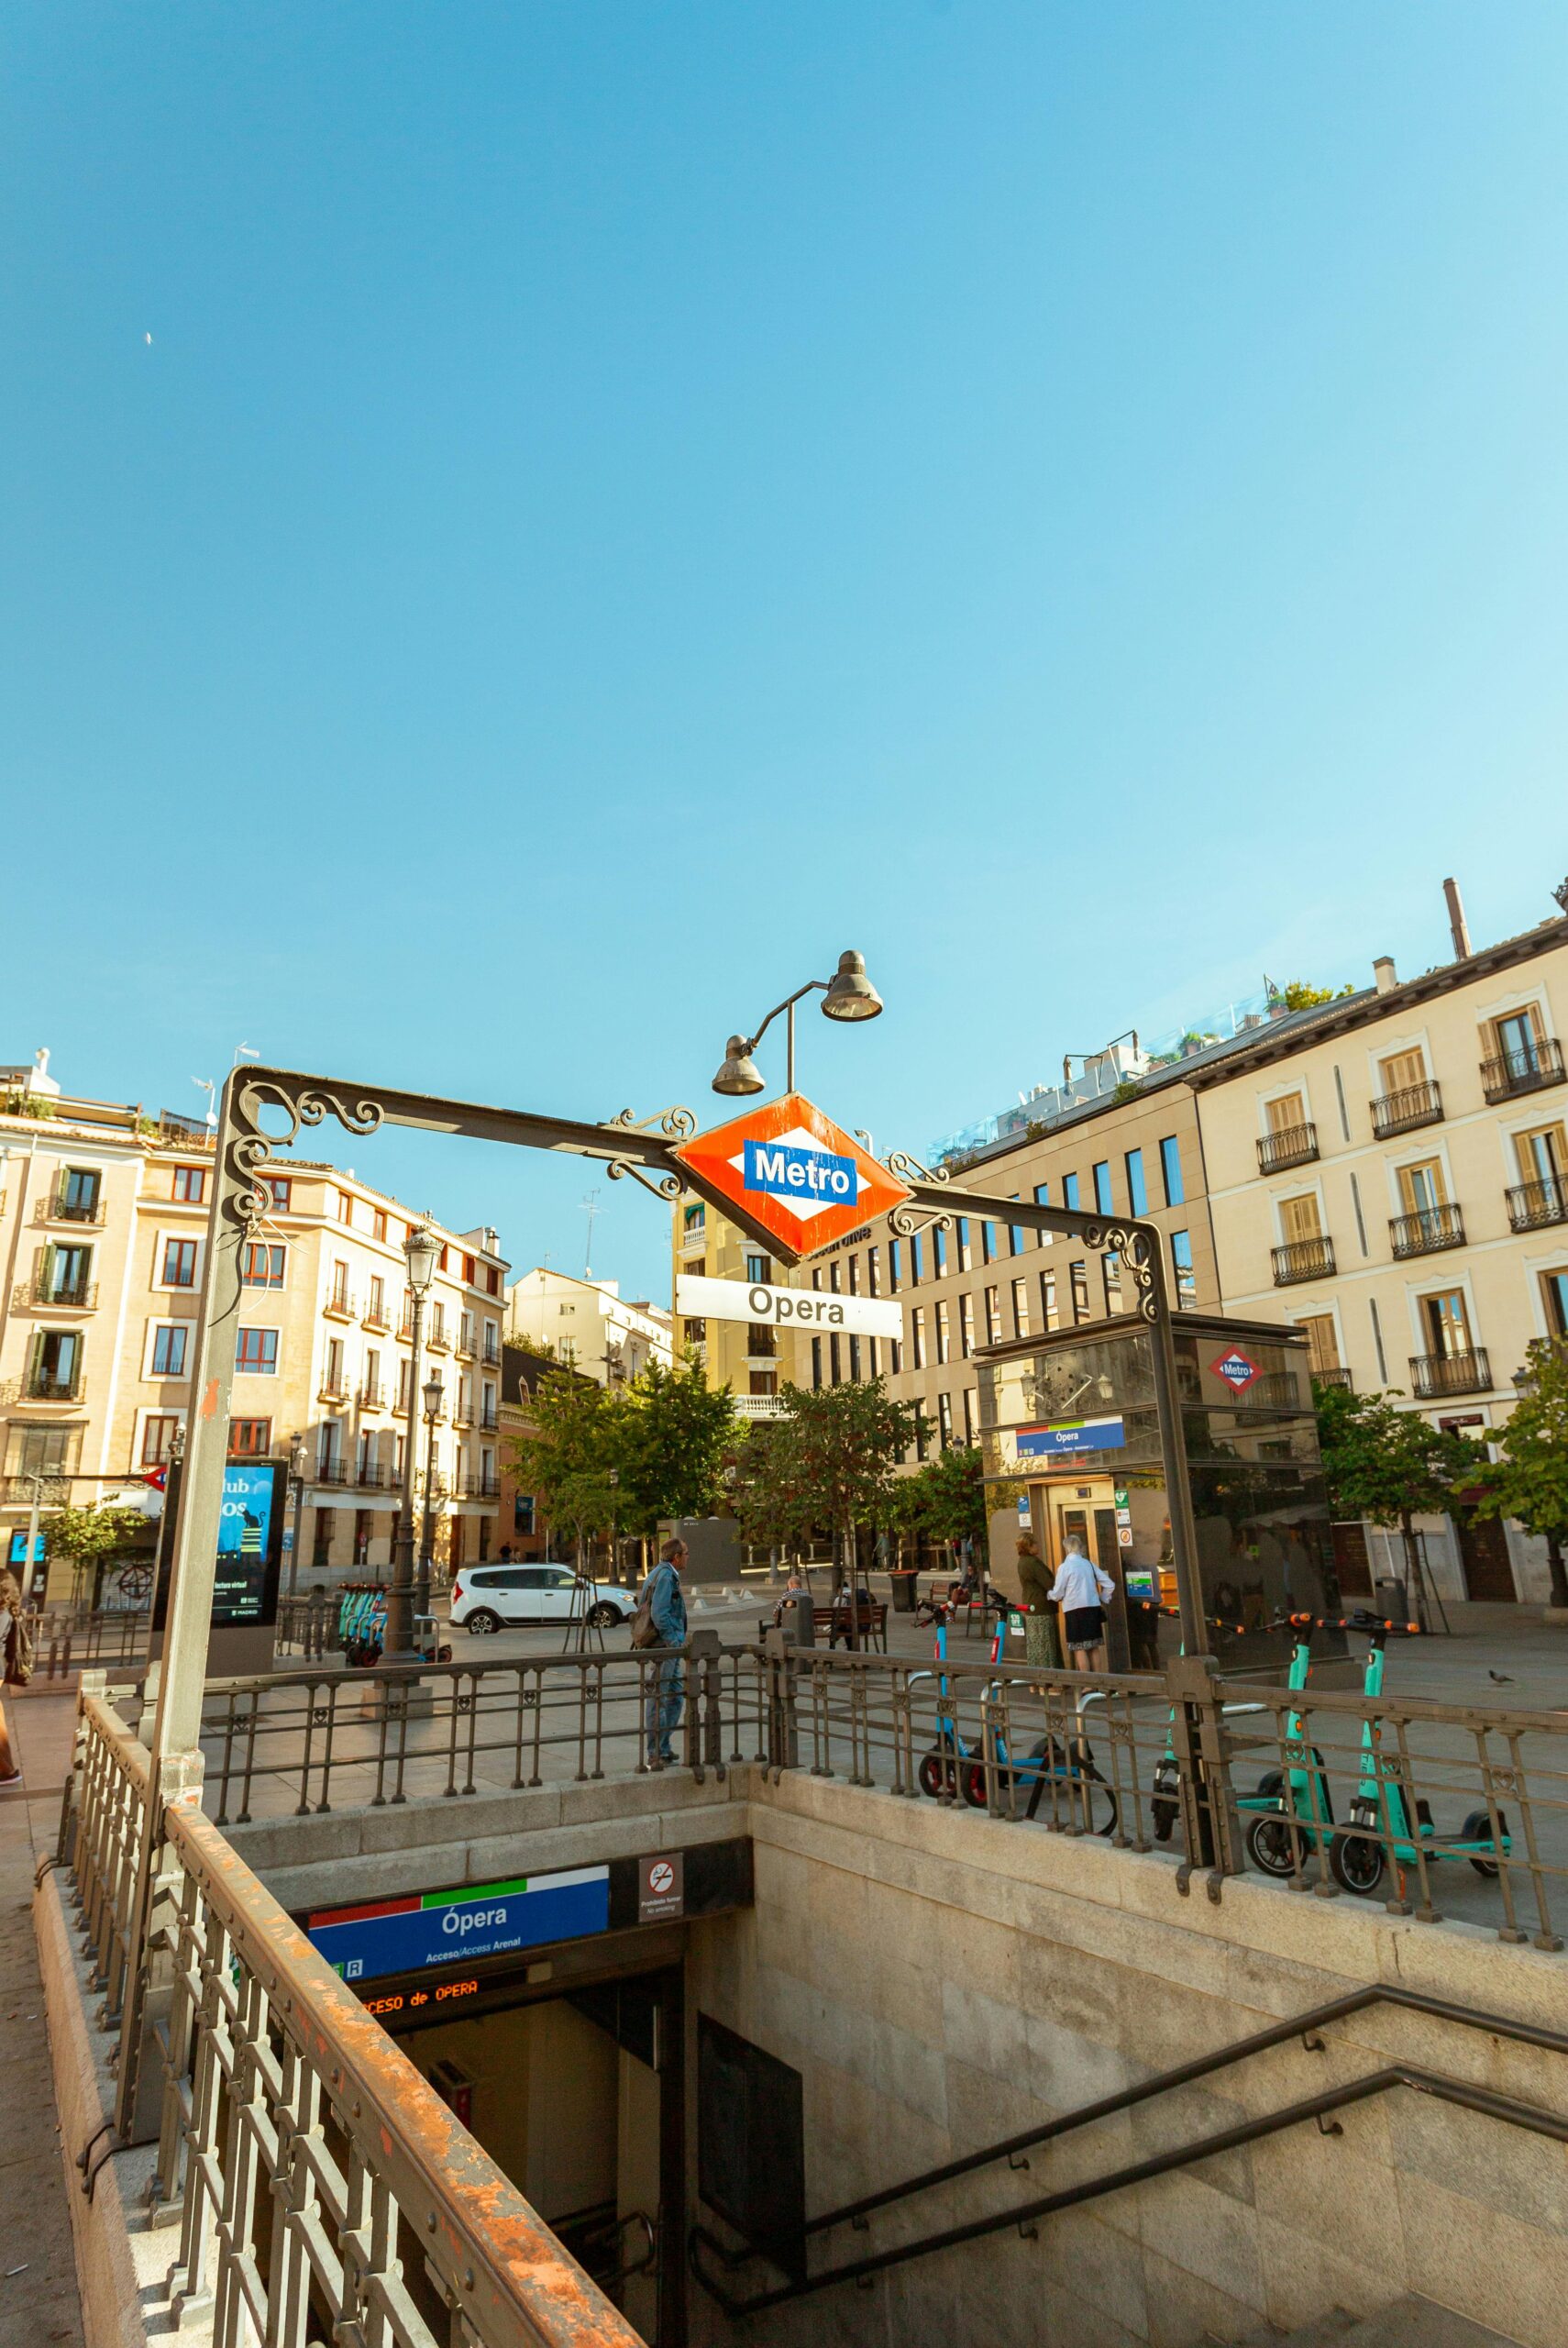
[712,949,882,1098]
[286,1433,307,1597]
[417,1373,443,1633]
[387,1221,441,1663]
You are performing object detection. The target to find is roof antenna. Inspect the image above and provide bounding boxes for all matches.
[1442,878,1471,961]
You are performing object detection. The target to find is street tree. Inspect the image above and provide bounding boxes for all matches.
[510,1370,619,1569]
[1313,1379,1487,1599]
[40,1501,149,1603]
[1470,1338,1568,1610]
[907,1444,990,1567]
[614,1355,734,1538]
[732,1380,919,1590]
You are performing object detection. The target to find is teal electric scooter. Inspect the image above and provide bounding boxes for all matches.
[1240,1612,1335,1877]
[1326,1622,1508,1895]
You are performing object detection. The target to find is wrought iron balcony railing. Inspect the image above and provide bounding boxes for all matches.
[1309,1365,1353,1392]
[323,1288,356,1321]
[1507,1177,1568,1232]
[426,1324,452,1352]
[362,1303,393,1332]
[1270,1236,1335,1286]
[1257,1123,1319,1173]
[480,1406,499,1432]
[454,1329,475,1358]
[1481,1036,1565,1103]
[1409,1348,1491,1399]
[461,1471,502,1499]
[358,1382,387,1410]
[34,1194,105,1226]
[1389,1203,1465,1258]
[17,1276,98,1312]
[26,1373,82,1402]
[314,1456,349,1485]
[482,1337,502,1366]
[357,1462,389,1489]
[317,1378,348,1404]
[1371,1079,1443,1137]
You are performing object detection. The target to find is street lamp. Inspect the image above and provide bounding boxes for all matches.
[712,949,883,1096]
[286,1432,307,1596]
[417,1373,443,1630]
[387,1220,441,1662]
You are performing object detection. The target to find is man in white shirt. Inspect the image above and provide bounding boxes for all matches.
[1046,1534,1117,1673]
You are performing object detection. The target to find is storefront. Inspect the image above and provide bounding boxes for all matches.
[977,1311,1346,1678]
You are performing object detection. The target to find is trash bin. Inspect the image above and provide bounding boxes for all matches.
[889,1571,918,1613]
[1375,1577,1408,1623]
[781,1591,816,1647]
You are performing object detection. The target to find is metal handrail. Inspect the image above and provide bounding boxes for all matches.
[695,1980,1568,2297]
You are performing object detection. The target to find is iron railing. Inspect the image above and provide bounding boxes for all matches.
[1309,1365,1353,1391]
[27,1372,83,1401]
[1371,1078,1443,1136]
[1388,1202,1465,1257]
[315,1456,350,1486]
[324,1287,357,1319]
[482,1338,502,1366]
[35,1192,105,1225]
[1507,1176,1568,1231]
[359,1381,388,1408]
[1270,1235,1335,1285]
[362,1301,393,1331]
[1256,1123,1318,1172]
[426,1324,451,1353]
[1482,1036,1565,1102]
[1409,1348,1491,1398]
[19,1605,151,1679]
[58,1690,642,2348]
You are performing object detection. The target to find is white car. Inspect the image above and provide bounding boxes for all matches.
[448,1563,635,1634]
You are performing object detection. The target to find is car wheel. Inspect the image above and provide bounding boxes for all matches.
[587,1601,621,1630]
[466,1608,502,1636]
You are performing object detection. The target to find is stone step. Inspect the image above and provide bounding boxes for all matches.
[1210,2301,1520,2348]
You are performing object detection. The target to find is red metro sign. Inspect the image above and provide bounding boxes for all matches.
[671,1092,911,1268]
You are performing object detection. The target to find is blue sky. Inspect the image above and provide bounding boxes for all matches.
[6,5,1567,1301]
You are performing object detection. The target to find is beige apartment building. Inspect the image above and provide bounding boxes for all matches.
[1190,905,1568,1605]
[505,1268,672,1386]
[0,1056,510,1596]
[672,1198,797,1421]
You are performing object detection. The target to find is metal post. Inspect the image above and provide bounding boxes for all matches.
[1143,1247,1207,1660]
[287,1439,306,1598]
[22,1473,44,1605]
[386,1289,425,1662]
[417,1401,439,1628]
[786,999,795,1092]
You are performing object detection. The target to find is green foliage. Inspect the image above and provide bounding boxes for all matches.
[612,1355,734,1536]
[1313,1380,1486,1550]
[904,1444,991,1548]
[1270,980,1357,1011]
[510,1370,620,1546]
[732,1379,919,1552]
[1471,1338,1568,1605]
[40,1501,146,1564]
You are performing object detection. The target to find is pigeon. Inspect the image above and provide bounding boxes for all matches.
[1488,1669,1516,1684]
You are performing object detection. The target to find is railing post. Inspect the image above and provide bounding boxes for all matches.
[1165,1655,1242,1894]
[762,1630,800,1777]
[115,1745,204,2143]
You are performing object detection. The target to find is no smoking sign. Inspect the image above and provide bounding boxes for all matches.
[638,1851,684,1922]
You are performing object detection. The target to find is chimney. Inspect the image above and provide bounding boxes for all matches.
[1373,956,1397,995]
[1442,877,1472,961]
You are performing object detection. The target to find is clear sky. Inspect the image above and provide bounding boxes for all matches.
[6,5,1567,1302]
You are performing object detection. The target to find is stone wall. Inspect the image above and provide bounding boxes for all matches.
[686,1773,1568,2348]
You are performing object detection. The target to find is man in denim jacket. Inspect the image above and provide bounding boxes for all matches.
[642,1537,689,1765]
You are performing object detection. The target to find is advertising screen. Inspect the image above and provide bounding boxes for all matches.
[153,1458,286,1631]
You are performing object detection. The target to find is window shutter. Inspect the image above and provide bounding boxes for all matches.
[38,1244,54,1298]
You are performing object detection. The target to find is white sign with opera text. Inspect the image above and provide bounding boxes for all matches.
[676,1274,903,1341]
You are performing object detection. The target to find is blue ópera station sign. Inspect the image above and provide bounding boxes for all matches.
[307,1866,610,1984]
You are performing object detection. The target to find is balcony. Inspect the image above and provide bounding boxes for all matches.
[1389,1203,1466,1259]
[1371,1079,1443,1137]
[425,1324,451,1354]
[317,1377,348,1404]
[482,1337,502,1367]
[357,1462,389,1489]
[1409,1348,1491,1400]
[358,1382,387,1411]
[396,1315,415,1343]
[1482,1036,1564,1102]
[680,1223,706,1254]
[462,1472,502,1500]
[1253,1369,1307,1410]
[2,1472,70,1502]
[1257,1123,1320,1174]
[453,1400,474,1427]
[1309,1366,1353,1392]
[17,1276,98,1312]
[315,1457,350,1486]
[734,1393,789,1418]
[34,1194,104,1227]
[1507,1176,1568,1232]
[480,1406,499,1432]
[454,1329,475,1359]
[323,1289,357,1323]
[25,1374,82,1402]
[1270,1236,1336,1286]
[362,1303,392,1334]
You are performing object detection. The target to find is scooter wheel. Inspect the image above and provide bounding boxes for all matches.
[919,1747,957,1800]
[960,1760,1014,1809]
[1152,1801,1178,1844]
[1329,1832,1386,1896]
[1459,1811,1503,1877]
[1246,1812,1306,1880]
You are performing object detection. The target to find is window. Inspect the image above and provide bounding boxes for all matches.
[1170,1230,1196,1308]
[1265,1091,1309,1136]
[932,1227,947,1277]
[430,1302,447,1344]
[934,1300,951,1363]
[829,1334,842,1384]
[1102,1254,1123,1313]
[150,1324,188,1379]
[369,1274,386,1322]
[140,1413,180,1467]
[486,1265,501,1297]
[847,1335,862,1380]
[372,1208,388,1243]
[1093,1162,1113,1215]
[1422,1290,1473,1358]
[161,1238,198,1287]
[847,1255,861,1295]
[828,1260,841,1294]
[684,1203,705,1233]
[983,1286,999,1345]
[1032,1182,1049,1250]
[242,1242,285,1289]
[236,1326,279,1376]
[1124,1150,1147,1216]
[266,1177,292,1210]
[1517,1125,1565,1189]
[28,1329,80,1399]
[1397,1160,1448,1220]
[812,1336,823,1389]
[228,1418,271,1457]
[937,1393,954,1448]
[329,1261,350,1308]
[462,1252,476,1284]
[745,1254,774,1285]
[1543,1271,1568,1339]
[1010,1278,1029,1337]
[48,1244,92,1303]
[396,1358,412,1412]
[1280,1193,1323,1244]
[888,1240,901,1292]
[513,1492,536,1536]
[910,1235,924,1281]
[867,1246,881,1296]
[749,1368,778,1397]
[911,1307,926,1370]
[683,1317,706,1342]
[1010,1218,1026,1257]
[1062,1173,1080,1212]
[913,1401,931,1463]
[1069,1262,1090,1324]
[1158,1137,1185,1207]
[173,1165,206,1203]
[959,1292,976,1357]
[956,1218,972,1272]
[962,1388,977,1443]
[1039,1270,1059,1332]
[337,1190,355,1224]
[888,1335,902,1374]
[980,1222,995,1265]
[61,1167,101,1220]
[1297,1313,1341,1376]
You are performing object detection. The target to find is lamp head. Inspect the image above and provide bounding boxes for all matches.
[403,1220,441,1296]
[423,1372,444,1417]
[712,1035,765,1096]
[821,948,882,1023]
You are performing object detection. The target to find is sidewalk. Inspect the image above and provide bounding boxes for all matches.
[0,1686,84,2348]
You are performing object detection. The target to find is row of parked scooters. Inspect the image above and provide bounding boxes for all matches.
[915,1607,1510,1899]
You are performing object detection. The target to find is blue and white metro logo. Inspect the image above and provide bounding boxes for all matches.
[736,1129,864,1224]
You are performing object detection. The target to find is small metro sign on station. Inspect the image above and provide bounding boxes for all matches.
[672,1091,910,1266]
[1210,1346,1260,1393]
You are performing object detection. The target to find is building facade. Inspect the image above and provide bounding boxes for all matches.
[1190,912,1568,1603]
[671,1199,797,1420]
[1,1058,511,1596]
[505,1269,672,1387]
